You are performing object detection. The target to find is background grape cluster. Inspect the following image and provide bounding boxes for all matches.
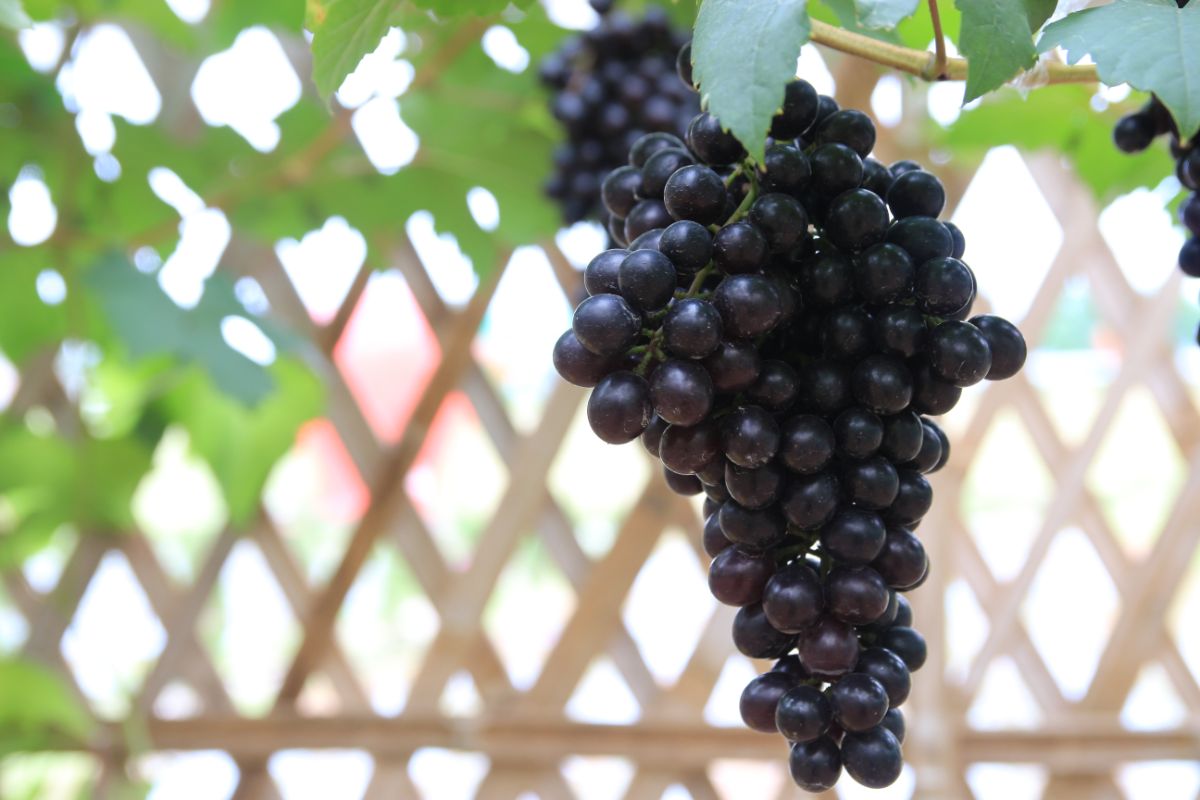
[538,1,699,226]
[551,42,1028,792]
[1113,95,1200,337]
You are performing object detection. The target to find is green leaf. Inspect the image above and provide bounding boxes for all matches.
[1022,0,1056,33]
[1038,0,1200,138]
[155,358,324,521]
[410,0,533,15]
[812,0,903,43]
[692,0,811,163]
[0,0,31,29]
[84,252,296,406]
[0,659,92,754]
[956,0,1037,103]
[854,0,920,30]
[309,0,402,101]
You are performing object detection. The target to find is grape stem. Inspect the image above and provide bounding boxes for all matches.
[808,19,1099,84]
[928,0,948,80]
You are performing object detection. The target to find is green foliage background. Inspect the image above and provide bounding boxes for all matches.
[0,0,1188,790]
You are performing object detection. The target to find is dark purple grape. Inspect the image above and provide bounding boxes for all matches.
[703,340,761,392]
[779,415,835,474]
[814,109,876,158]
[776,685,832,742]
[873,305,927,358]
[880,411,924,463]
[719,501,786,550]
[740,671,799,733]
[649,359,713,425]
[820,508,886,565]
[749,193,809,253]
[851,354,913,415]
[1113,111,1157,153]
[833,407,883,459]
[663,466,702,495]
[746,359,800,412]
[708,545,774,605]
[713,274,782,338]
[970,314,1027,380]
[733,602,797,658]
[825,189,889,252]
[659,220,713,273]
[799,251,854,309]
[713,222,769,275]
[856,647,911,706]
[796,616,860,679]
[854,243,914,303]
[911,361,962,416]
[841,726,903,789]
[663,164,728,225]
[887,169,945,218]
[587,370,651,444]
[572,293,641,356]
[826,566,890,625]
[618,249,677,310]
[663,298,722,359]
[760,143,812,194]
[640,147,693,197]
[810,143,863,199]
[703,512,733,557]
[887,470,933,526]
[629,132,686,168]
[641,414,668,457]
[763,561,824,633]
[827,673,889,732]
[687,112,745,165]
[879,626,926,671]
[771,79,820,138]
[915,257,974,315]
[788,737,842,792]
[929,320,992,387]
[553,330,613,387]
[659,419,720,474]
[725,462,784,509]
[872,526,928,589]
[780,471,840,530]
[881,708,906,744]
[624,199,672,242]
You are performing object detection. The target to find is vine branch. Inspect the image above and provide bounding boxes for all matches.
[928,0,948,80]
[808,19,1099,85]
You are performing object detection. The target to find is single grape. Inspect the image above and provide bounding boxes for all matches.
[703,340,762,392]
[801,361,851,414]
[630,131,687,167]
[572,293,641,356]
[661,299,720,360]
[821,306,874,361]
[687,112,746,165]
[880,411,924,463]
[810,143,864,199]
[827,673,889,732]
[894,595,914,628]
[641,414,668,458]
[825,189,890,252]
[749,193,809,253]
[826,565,890,625]
[618,249,677,311]
[770,79,821,139]
[796,616,860,679]
[763,561,824,633]
[746,359,800,412]
[649,359,713,425]
[878,626,927,671]
[663,465,702,495]
[740,671,800,733]
[861,157,894,198]
[887,169,946,218]
[602,167,643,219]
[1180,238,1200,277]
[760,143,812,195]
[854,243,914,304]
[708,545,775,605]
[629,227,664,252]
[733,602,797,659]
[915,256,975,315]
[820,508,886,565]
[719,501,786,549]
[873,305,927,358]
[881,708,906,744]
[886,216,953,264]
[856,647,911,706]
[663,164,728,225]
[841,726,903,789]
[779,415,836,474]
[624,198,673,242]
[907,418,944,473]
[800,251,855,308]
[911,361,963,416]
[639,147,694,197]
[713,274,782,338]
[814,109,876,158]
[1113,112,1157,153]
[725,461,784,509]
[789,737,843,792]
[851,354,913,415]
[780,471,841,530]
[872,526,928,589]
[658,219,713,273]
[887,469,933,526]
[776,685,832,743]
[676,39,694,87]
[553,330,614,387]
[833,407,884,459]
[841,456,899,510]
[970,314,1028,380]
[659,419,721,474]
[713,222,770,274]
[703,512,733,557]
[587,371,652,444]
[929,320,993,387]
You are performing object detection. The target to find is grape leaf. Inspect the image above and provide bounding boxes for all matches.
[84,252,298,406]
[955,0,1037,103]
[0,0,31,29]
[0,658,92,754]
[813,0,902,43]
[410,0,533,15]
[1022,0,1056,33]
[854,0,920,30]
[1038,0,1200,138]
[309,0,403,101]
[692,0,811,163]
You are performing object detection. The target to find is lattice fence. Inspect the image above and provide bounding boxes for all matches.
[3,65,1200,800]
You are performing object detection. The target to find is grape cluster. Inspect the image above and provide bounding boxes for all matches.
[1113,96,1200,306]
[552,49,1028,791]
[539,1,699,225]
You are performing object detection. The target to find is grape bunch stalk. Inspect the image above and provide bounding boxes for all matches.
[539,0,699,225]
[1113,95,1200,289]
[551,43,1027,792]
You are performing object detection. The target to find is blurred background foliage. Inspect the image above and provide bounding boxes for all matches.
[0,0,1186,793]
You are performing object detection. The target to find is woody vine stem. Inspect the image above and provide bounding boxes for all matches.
[807,11,1099,85]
